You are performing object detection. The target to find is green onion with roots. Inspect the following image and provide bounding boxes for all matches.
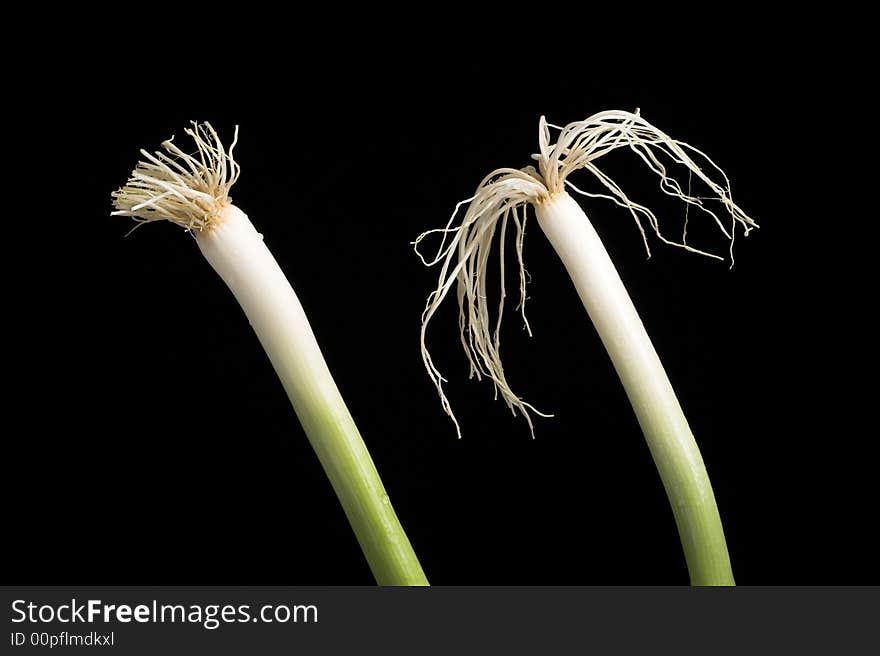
[112,122,428,586]
[415,109,757,586]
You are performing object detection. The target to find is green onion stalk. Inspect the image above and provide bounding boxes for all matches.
[112,123,428,586]
[416,110,757,585]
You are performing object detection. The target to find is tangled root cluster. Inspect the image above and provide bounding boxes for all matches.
[415,110,758,438]
[112,122,240,231]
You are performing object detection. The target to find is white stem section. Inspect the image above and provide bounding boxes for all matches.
[195,205,427,585]
[197,206,344,427]
[534,192,733,585]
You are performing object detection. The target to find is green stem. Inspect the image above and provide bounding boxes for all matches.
[535,192,734,585]
[198,206,428,585]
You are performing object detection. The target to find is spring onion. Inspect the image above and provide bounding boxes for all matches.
[112,122,428,586]
[416,109,757,585]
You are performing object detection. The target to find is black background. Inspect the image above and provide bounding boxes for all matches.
[3,18,874,585]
